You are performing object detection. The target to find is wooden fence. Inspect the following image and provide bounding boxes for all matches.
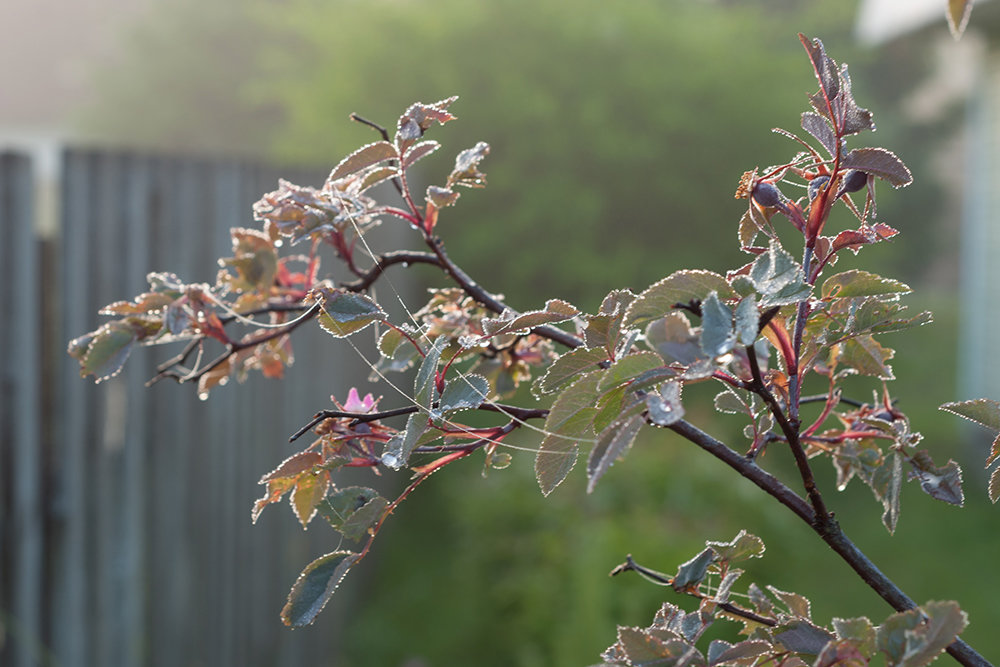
[0,149,402,667]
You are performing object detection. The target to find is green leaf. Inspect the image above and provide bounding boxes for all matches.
[318,291,385,337]
[948,0,974,38]
[707,530,765,564]
[850,300,932,336]
[906,452,964,507]
[707,640,770,666]
[990,467,1000,504]
[713,388,748,415]
[774,620,834,655]
[598,351,664,393]
[837,335,894,380]
[625,270,735,329]
[317,486,380,529]
[822,270,911,299]
[700,291,735,357]
[645,381,684,427]
[438,374,489,414]
[337,495,389,541]
[940,397,1000,429]
[734,294,758,346]
[532,346,608,397]
[767,585,812,620]
[328,141,397,181]
[535,370,602,495]
[645,312,702,366]
[480,299,579,338]
[832,616,876,657]
[77,322,137,383]
[414,337,445,409]
[587,413,644,493]
[281,550,361,627]
[749,240,811,307]
[672,548,716,592]
[876,601,967,667]
[381,411,427,470]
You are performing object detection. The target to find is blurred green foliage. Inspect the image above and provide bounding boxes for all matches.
[82,0,999,664]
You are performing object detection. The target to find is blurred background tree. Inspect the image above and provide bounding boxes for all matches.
[78,1,996,665]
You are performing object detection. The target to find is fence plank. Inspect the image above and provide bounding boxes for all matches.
[5,147,413,666]
[1,152,44,667]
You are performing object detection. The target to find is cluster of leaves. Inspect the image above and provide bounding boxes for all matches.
[602,531,967,667]
[70,34,995,666]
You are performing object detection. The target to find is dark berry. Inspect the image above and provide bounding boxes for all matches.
[751,181,784,208]
[842,169,868,193]
[808,175,830,201]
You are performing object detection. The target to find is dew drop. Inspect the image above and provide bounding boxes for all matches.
[198,392,209,401]
[381,453,399,469]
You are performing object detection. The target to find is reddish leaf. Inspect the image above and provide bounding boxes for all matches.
[842,148,912,188]
[947,0,974,38]
[260,450,322,483]
[328,141,397,181]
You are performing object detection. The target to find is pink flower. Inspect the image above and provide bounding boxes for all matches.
[341,387,376,413]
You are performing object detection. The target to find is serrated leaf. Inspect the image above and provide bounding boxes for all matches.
[774,620,834,655]
[281,551,360,627]
[645,312,703,366]
[734,295,759,346]
[939,398,1000,431]
[882,451,903,533]
[989,467,1000,504]
[481,299,579,338]
[713,388,748,415]
[822,270,911,299]
[329,141,397,181]
[381,411,427,470]
[414,337,445,409]
[291,469,330,528]
[358,165,399,192]
[616,627,697,665]
[402,139,440,169]
[700,291,735,357]
[317,486,380,528]
[842,148,912,188]
[598,351,664,393]
[833,616,876,657]
[318,291,385,337]
[801,35,840,107]
[625,270,735,328]
[947,0,974,38]
[907,452,964,506]
[672,548,716,593]
[801,111,837,155]
[533,347,608,396]
[707,640,771,666]
[814,640,868,667]
[337,495,389,541]
[78,322,137,383]
[749,240,811,307]
[535,371,603,495]
[438,374,489,413]
[850,300,932,336]
[261,450,323,483]
[877,601,967,667]
[587,413,644,493]
[837,335,894,380]
[707,530,765,564]
[767,586,812,620]
[646,381,684,427]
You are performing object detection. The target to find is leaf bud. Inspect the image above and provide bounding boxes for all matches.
[807,175,830,201]
[842,169,868,193]
[751,181,784,209]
